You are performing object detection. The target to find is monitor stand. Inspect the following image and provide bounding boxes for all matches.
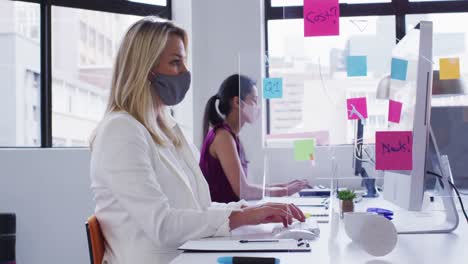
[354,119,378,198]
[393,155,459,234]
[358,168,378,198]
[384,129,459,234]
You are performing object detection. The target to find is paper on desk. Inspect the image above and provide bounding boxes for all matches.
[179,238,311,252]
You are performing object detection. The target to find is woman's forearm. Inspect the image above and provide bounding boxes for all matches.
[239,182,287,199]
[239,183,270,200]
[268,183,287,188]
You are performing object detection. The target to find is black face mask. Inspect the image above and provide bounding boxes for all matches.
[149,71,191,106]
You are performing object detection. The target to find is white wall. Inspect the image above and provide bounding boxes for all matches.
[172,0,194,142]
[0,148,93,264]
[192,0,265,182]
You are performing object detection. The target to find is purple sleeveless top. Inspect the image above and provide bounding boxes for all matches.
[199,123,248,203]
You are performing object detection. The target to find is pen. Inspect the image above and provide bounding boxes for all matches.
[239,239,279,243]
[217,256,280,264]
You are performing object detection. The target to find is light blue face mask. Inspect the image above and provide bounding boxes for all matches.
[149,71,191,106]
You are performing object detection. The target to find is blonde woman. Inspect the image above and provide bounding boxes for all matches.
[90,17,305,264]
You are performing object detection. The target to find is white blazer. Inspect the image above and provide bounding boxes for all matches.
[90,112,246,264]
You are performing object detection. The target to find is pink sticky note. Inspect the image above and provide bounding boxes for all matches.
[388,100,403,123]
[346,97,368,120]
[375,131,413,171]
[304,0,340,37]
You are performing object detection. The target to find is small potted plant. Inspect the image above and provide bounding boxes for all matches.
[338,189,356,216]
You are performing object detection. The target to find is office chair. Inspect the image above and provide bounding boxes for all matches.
[85,215,105,264]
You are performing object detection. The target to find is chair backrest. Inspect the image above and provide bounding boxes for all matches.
[85,215,105,264]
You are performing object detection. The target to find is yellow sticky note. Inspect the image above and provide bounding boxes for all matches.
[440,58,461,80]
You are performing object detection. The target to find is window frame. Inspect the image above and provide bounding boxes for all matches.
[263,0,468,136]
[6,0,172,148]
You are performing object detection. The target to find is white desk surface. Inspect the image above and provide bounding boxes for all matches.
[171,196,468,264]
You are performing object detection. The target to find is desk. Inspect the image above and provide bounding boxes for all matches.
[171,196,468,264]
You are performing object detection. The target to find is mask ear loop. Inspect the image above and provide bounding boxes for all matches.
[214,95,225,118]
[148,71,158,83]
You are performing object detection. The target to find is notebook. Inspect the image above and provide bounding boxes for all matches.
[178,238,311,252]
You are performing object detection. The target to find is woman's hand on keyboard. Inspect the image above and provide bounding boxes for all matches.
[285,179,311,195]
[229,203,306,230]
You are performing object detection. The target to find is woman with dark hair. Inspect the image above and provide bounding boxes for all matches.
[200,74,310,203]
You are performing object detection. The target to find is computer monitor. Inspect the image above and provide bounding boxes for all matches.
[382,21,459,233]
[383,21,435,211]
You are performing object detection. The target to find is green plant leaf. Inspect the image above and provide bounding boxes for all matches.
[338,189,356,200]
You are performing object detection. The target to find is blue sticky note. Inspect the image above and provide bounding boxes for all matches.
[263,78,283,99]
[347,56,367,77]
[391,58,408,81]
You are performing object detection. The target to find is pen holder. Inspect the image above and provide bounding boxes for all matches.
[338,189,356,218]
[340,200,354,217]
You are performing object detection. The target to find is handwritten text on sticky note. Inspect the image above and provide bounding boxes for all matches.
[304,0,340,37]
[391,58,408,81]
[263,78,283,99]
[440,58,461,80]
[376,131,413,171]
[347,97,368,120]
[388,100,403,123]
[294,139,316,161]
[347,56,367,77]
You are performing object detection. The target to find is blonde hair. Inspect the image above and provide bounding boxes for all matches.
[93,16,187,147]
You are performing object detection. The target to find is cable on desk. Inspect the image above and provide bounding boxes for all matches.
[427,171,468,224]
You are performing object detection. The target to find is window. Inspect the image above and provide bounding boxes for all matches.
[98,33,105,55]
[267,16,395,144]
[89,27,96,49]
[265,0,468,145]
[411,0,465,1]
[106,38,112,57]
[407,13,468,107]
[53,137,67,147]
[33,106,39,122]
[52,6,141,147]
[1,0,171,148]
[0,1,41,147]
[80,21,87,43]
[271,0,390,6]
[128,0,167,6]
